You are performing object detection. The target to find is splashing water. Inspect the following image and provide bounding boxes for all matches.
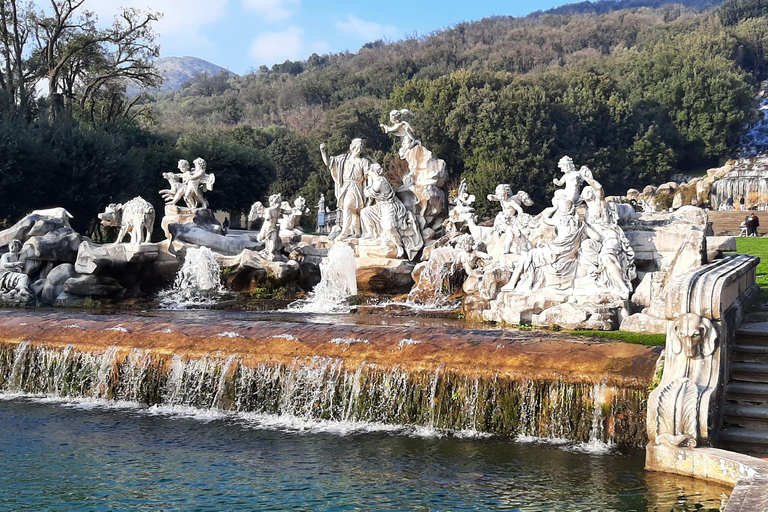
[290,244,357,313]
[407,246,459,309]
[159,247,226,309]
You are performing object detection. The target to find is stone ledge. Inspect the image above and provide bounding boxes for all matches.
[646,443,768,511]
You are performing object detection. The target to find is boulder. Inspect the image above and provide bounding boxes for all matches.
[356,257,416,294]
[0,209,73,250]
[161,206,222,239]
[620,313,669,334]
[75,240,159,274]
[63,274,124,298]
[41,263,77,305]
[20,228,81,264]
[532,302,617,331]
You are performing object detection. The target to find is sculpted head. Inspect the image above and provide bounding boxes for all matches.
[488,184,512,202]
[8,239,21,253]
[581,186,596,202]
[558,155,575,174]
[178,159,190,172]
[458,234,475,252]
[294,196,306,208]
[349,138,364,157]
[193,157,206,170]
[269,193,282,207]
[516,191,533,207]
[369,163,384,176]
[671,313,717,359]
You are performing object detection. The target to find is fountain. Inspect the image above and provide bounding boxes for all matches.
[158,247,226,309]
[0,120,765,510]
[290,244,357,313]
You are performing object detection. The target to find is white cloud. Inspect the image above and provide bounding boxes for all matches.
[91,0,229,55]
[242,0,300,22]
[335,15,398,41]
[249,26,304,65]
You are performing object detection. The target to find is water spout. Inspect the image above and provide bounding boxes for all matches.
[290,244,357,313]
[159,247,226,309]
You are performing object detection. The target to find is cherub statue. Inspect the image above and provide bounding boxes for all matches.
[451,234,491,276]
[487,184,534,254]
[553,155,584,205]
[248,194,288,260]
[0,239,33,303]
[161,158,216,209]
[279,196,310,235]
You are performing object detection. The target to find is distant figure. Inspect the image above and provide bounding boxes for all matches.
[316,194,327,235]
[222,217,230,235]
[740,219,748,237]
[745,216,754,236]
[741,195,746,211]
[752,214,760,237]
[727,196,734,211]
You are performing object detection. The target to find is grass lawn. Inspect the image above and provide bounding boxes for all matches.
[735,237,768,296]
[567,329,666,346]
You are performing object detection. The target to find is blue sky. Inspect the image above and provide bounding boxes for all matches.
[92,0,574,74]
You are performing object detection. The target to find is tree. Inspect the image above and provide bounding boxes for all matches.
[32,0,161,120]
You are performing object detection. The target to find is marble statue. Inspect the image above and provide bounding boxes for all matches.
[0,239,33,303]
[316,194,327,234]
[360,164,424,260]
[503,198,583,293]
[553,155,584,205]
[249,194,287,260]
[321,139,375,240]
[444,179,476,235]
[488,185,534,256]
[380,109,448,233]
[98,197,155,245]
[452,234,491,294]
[279,196,310,238]
[161,158,215,210]
[499,168,635,299]
[648,313,718,447]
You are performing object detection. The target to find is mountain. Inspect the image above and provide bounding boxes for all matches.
[128,56,238,96]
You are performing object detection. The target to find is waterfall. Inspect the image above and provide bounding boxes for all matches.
[159,247,226,309]
[290,244,357,313]
[408,246,460,308]
[0,342,648,447]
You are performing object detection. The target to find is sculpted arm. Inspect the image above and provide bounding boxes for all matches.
[320,143,330,167]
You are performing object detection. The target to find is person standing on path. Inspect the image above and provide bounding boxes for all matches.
[752,213,760,236]
[741,195,746,211]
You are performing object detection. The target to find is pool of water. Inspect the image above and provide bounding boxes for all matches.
[0,396,730,511]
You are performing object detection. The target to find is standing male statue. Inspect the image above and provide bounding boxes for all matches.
[320,138,375,240]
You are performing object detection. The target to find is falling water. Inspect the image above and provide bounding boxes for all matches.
[290,244,357,313]
[739,95,768,158]
[159,247,226,309]
[408,246,459,308]
[0,342,648,447]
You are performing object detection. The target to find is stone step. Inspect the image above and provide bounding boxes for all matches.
[726,381,768,403]
[723,404,768,430]
[730,362,768,383]
[733,344,768,364]
[736,325,768,346]
[719,427,768,454]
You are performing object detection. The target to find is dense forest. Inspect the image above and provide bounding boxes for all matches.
[1,0,768,233]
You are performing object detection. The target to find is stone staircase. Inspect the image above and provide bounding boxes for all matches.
[720,326,768,454]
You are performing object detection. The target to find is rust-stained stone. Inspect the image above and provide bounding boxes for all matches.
[0,310,659,387]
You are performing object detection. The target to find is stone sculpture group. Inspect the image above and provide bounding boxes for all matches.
[0,109,734,337]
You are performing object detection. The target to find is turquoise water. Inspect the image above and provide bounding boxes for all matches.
[0,396,730,511]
